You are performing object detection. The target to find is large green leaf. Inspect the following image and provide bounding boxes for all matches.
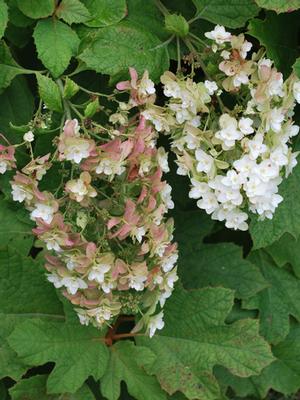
[16,0,55,19]
[101,341,166,400]
[56,0,91,25]
[79,22,169,82]
[0,199,34,254]
[33,19,80,78]
[217,323,300,397]
[192,0,259,28]
[0,42,25,92]
[250,162,300,249]
[138,286,274,400]
[266,233,300,278]
[0,246,63,380]
[180,242,267,299]
[0,75,34,135]
[0,0,8,39]
[255,0,300,13]
[82,0,126,27]
[248,12,299,77]
[9,319,109,394]
[9,375,95,400]
[243,251,300,344]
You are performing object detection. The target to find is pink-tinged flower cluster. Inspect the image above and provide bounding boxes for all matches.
[3,71,178,337]
[0,141,16,174]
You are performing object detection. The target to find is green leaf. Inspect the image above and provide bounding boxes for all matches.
[294,57,300,79]
[79,22,169,82]
[8,319,109,394]
[84,98,99,117]
[217,323,300,397]
[0,75,34,141]
[266,233,300,278]
[33,19,80,78]
[192,0,259,28]
[6,0,34,28]
[0,0,8,39]
[0,245,63,380]
[0,199,34,254]
[82,0,126,27]
[56,0,91,24]
[181,242,268,299]
[243,251,300,344]
[63,76,79,99]
[255,0,300,13]
[9,375,95,400]
[250,161,300,249]
[165,14,189,38]
[36,74,63,112]
[101,341,166,400]
[16,0,55,19]
[138,286,274,399]
[248,12,299,77]
[0,41,29,93]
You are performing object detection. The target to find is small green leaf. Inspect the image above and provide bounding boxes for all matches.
[248,12,299,77]
[293,57,300,79]
[63,76,79,99]
[165,14,189,38]
[9,376,95,400]
[0,0,8,39]
[255,0,300,13]
[16,0,55,19]
[181,242,268,299]
[138,286,274,399]
[8,319,109,394]
[250,161,300,249]
[192,0,259,28]
[243,251,300,344]
[79,22,169,82]
[36,73,63,112]
[33,19,80,78]
[82,0,126,27]
[101,341,166,400]
[56,0,91,24]
[84,98,99,118]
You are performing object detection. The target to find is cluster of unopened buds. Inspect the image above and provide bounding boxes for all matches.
[1,24,300,336]
[143,25,300,230]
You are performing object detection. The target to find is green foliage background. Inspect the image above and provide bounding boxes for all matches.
[0,0,300,399]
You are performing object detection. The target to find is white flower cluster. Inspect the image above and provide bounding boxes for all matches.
[143,26,300,230]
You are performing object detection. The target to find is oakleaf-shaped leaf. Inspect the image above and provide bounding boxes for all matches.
[9,375,95,400]
[101,341,166,400]
[0,0,8,39]
[0,246,63,380]
[248,12,299,77]
[56,0,91,24]
[138,286,274,400]
[82,0,126,27]
[79,22,169,82]
[33,19,80,78]
[255,0,300,13]
[243,251,300,344]
[16,0,55,19]
[217,323,300,397]
[180,242,267,299]
[36,73,63,112]
[250,161,300,249]
[8,319,109,394]
[192,0,259,28]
